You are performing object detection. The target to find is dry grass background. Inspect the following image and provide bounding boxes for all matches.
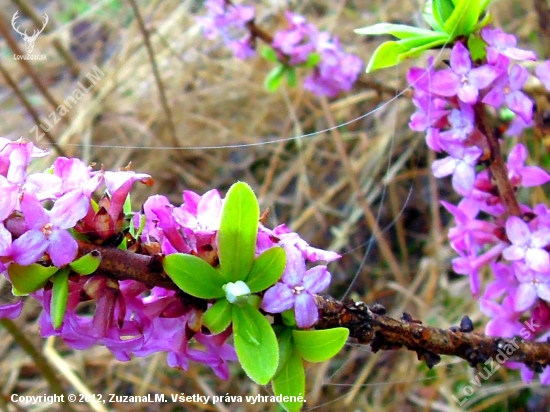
[0,0,549,411]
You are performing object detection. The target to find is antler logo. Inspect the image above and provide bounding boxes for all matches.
[11,11,49,54]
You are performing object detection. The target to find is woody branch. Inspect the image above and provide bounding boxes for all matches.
[77,241,550,371]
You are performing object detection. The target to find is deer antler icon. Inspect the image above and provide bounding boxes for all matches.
[12,11,49,54]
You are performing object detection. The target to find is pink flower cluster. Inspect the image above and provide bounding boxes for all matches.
[142,192,340,329]
[0,139,340,378]
[408,28,550,383]
[199,2,362,97]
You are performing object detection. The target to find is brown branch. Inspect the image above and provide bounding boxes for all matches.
[474,103,522,217]
[126,0,179,148]
[76,241,550,372]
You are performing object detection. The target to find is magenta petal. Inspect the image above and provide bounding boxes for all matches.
[452,162,475,195]
[514,283,537,311]
[294,293,318,328]
[432,157,456,177]
[21,193,49,229]
[430,70,460,97]
[520,167,550,186]
[302,266,330,293]
[450,42,471,74]
[50,190,89,229]
[281,246,306,286]
[197,189,222,224]
[261,283,294,313]
[506,91,533,122]
[11,230,48,265]
[502,245,525,261]
[458,84,478,104]
[48,229,78,267]
[536,61,550,91]
[0,300,23,319]
[525,248,550,273]
[538,283,550,302]
[0,223,12,256]
[469,66,499,89]
[506,216,530,245]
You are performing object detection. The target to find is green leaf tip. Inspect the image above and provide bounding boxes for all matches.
[163,253,225,299]
[218,182,259,283]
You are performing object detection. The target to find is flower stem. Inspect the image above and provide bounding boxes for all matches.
[474,103,521,217]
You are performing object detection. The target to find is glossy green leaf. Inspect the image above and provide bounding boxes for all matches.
[396,37,449,61]
[304,52,321,67]
[292,328,349,363]
[366,35,446,72]
[433,0,455,28]
[218,182,259,282]
[467,33,487,61]
[272,349,305,412]
[366,41,409,72]
[261,46,279,62]
[233,304,278,385]
[8,263,58,294]
[245,247,286,293]
[203,298,232,334]
[51,268,69,329]
[275,328,293,376]
[355,23,440,39]
[123,194,132,215]
[69,252,101,275]
[443,0,481,38]
[423,0,445,32]
[264,64,286,92]
[163,253,225,299]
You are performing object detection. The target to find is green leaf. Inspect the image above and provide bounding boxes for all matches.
[366,41,409,72]
[218,182,259,282]
[286,67,297,88]
[8,263,58,294]
[123,194,132,215]
[264,65,286,92]
[467,34,487,61]
[163,253,225,299]
[304,52,321,67]
[396,37,448,60]
[69,252,101,275]
[233,304,278,385]
[423,0,445,32]
[261,46,279,62]
[443,0,481,38]
[433,0,455,28]
[245,247,286,293]
[51,269,69,329]
[275,328,293,376]
[292,328,349,363]
[366,35,447,72]
[355,23,440,39]
[272,349,305,412]
[203,298,232,334]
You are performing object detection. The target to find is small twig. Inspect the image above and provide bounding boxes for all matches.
[474,103,522,217]
[126,0,179,148]
[319,97,406,284]
[0,61,66,156]
[75,240,550,372]
[0,319,75,412]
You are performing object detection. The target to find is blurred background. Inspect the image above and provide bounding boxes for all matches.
[0,0,549,410]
